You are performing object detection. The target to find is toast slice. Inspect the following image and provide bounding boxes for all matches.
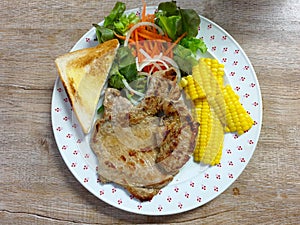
[55,39,119,134]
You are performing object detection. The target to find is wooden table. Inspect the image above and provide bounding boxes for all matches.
[1,0,299,224]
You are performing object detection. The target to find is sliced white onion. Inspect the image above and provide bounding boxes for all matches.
[154,52,163,58]
[139,48,151,60]
[149,64,156,74]
[142,61,164,73]
[138,71,150,76]
[124,22,165,47]
[135,57,140,71]
[122,79,145,97]
[146,73,151,87]
[160,55,179,69]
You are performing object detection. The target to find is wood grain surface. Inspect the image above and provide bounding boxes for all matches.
[1,0,299,224]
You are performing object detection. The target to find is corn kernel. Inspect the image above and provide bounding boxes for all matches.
[223,85,254,135]
[180,77,188,88]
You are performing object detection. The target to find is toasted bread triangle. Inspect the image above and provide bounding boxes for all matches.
[55,39,119,134]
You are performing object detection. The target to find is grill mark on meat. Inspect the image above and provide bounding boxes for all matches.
[139,158,145,165]
[140,146,152,152]
[120,155,126,162]
[128,150,136,157]
[127,161,136,170]
[157,119,199,175]
[156,113,182,163]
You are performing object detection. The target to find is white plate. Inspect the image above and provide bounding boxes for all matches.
[51,6,262,215]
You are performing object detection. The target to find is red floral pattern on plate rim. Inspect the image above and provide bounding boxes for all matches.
[51,6,262,216]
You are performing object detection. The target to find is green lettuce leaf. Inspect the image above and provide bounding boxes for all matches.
[114,13,140,35]
[173,45,198,74]
[108,47,138,89]
[180,36,207,54]
[157,1,178,16]
[93,24,114,43]
[117,47,137,82]
[156,1,200,40]
[157,15,182,40]
[180,9,200,37]
[103,2,126,28]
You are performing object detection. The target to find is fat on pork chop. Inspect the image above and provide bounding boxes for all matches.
[90,68,199,201]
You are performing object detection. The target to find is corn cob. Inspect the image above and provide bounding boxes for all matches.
[223,85,254,135]
[193,59,227,125]
[179,77,188,88]
[193,98,224,165]
[183,58,254,166]
[210,142,223,166]
[185,75,205,100]
[187,58,225,99]
[203,58,225,87]
[200,110,224,165]
[193,99,209,162]
[196,59,218,97]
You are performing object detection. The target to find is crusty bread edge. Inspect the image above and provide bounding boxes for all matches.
[54,39,119,134]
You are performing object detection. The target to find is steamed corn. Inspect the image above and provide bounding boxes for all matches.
[181,57,254,166]
[193,99,210,162]
[223,85,254,135]
[202,58,225,87]
[183,75,205,100]
[210,143,223,166]
[193,59,226,125]
[193,98,224,164]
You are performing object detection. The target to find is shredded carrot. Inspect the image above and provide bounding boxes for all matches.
[141,0,147,22]
[114,32,127,40]
[128,39,135,44]
[142,41,151,57]
[138,32,160,41]
[146,41,154,57]
[135,29,142,61]
[159,42,165,53]
[164,32,187,56]
[137,29,172,42]
[168,42,174,58]
[145,14,156,23]
[151,41,160,57]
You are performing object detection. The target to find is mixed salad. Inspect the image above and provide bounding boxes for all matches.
[93,1,207,94]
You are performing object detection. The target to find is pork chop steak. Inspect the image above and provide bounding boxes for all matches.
[90,68,199,201]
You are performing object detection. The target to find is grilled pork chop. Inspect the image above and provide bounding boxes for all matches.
[91,68,199,201]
